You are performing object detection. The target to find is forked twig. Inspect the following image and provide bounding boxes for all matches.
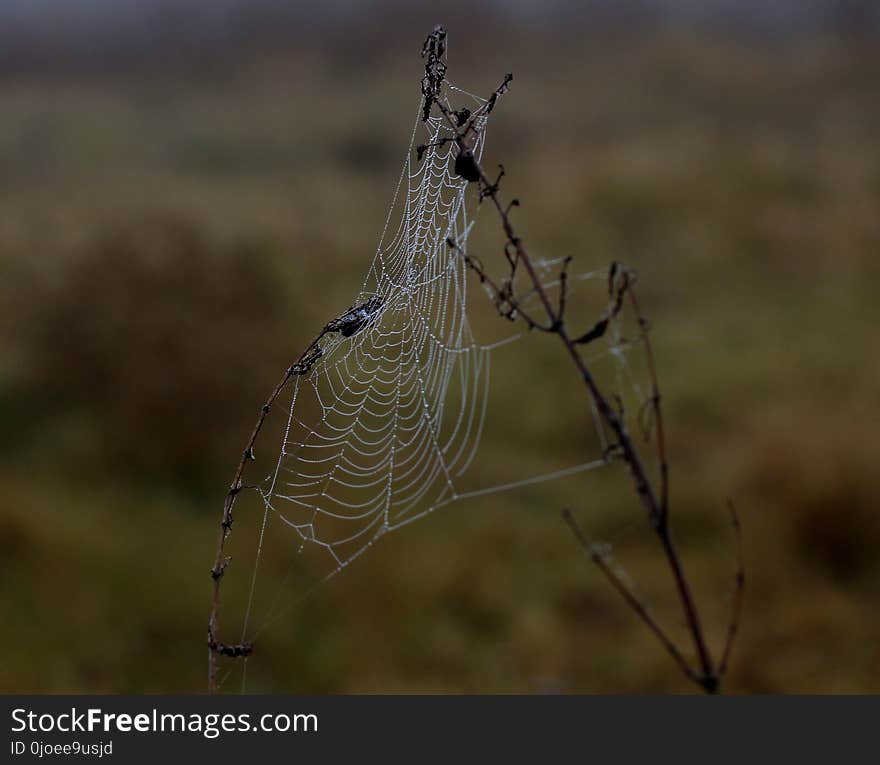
[419,24,743,693]
[207,297,384,693]
[562,510,700,685]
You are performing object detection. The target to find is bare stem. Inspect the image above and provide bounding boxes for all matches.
[628,289,669,518]
[207,298,382,693]
[562,510,700,686]
[422,25,734,693]
[718,500,746,678]
[207,345,315,693]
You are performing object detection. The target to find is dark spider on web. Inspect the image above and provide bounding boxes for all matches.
[324,295,385,337]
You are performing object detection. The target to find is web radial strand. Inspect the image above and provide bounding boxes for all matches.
[262,108,490,571]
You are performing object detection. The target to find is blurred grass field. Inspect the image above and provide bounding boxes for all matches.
[1,8,879,693]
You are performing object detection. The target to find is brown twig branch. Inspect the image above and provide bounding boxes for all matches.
[562,510,700,686]
[207,296,385,693]
[627,285,669,518]
[718,500,745,678]
[420,24,741,693]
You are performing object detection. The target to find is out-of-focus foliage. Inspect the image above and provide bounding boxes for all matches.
[0,3,878,693]
[21,218,289,484]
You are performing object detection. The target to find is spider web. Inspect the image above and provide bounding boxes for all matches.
[227,77,641,684]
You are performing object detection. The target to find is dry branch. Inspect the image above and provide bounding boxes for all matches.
[420,24,743,693]
[207,298,388,693]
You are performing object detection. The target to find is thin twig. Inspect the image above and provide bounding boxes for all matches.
[718,500,745,678]
[627,287,669,518]
[207,298,384,693]
[421,24,730,693]
[207,346,314,693]
[556,256,572,330]
[446,236,555,332]
[562,510,700,685]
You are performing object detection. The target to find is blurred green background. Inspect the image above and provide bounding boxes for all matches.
[1,1,879,693]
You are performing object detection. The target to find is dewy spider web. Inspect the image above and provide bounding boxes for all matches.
[248,102,497,587]
[231,75,633,678]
